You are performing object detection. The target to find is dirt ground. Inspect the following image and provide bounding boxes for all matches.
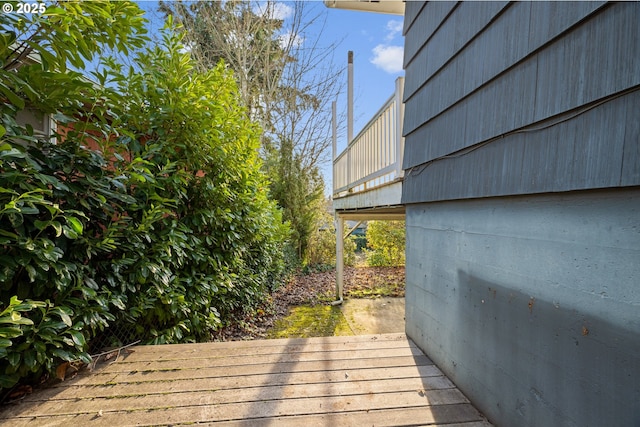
[211,266,405,341]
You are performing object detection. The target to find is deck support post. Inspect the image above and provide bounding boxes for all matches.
[334,213,344,304]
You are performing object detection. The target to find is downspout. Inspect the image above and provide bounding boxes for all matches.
[333,214,344,306]
[331,221,363,306]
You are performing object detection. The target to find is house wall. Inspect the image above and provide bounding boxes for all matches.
[402,2,639,202]
[402,2,640,426]
[405,190,640,426]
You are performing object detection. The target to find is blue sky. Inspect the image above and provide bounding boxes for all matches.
[320,4,405,150]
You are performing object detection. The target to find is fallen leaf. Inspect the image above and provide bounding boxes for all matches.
[7,385,32,401]
[210,266,405,341]
[56,362,70,381]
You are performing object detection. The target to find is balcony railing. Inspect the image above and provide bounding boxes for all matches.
[333,77,404,198]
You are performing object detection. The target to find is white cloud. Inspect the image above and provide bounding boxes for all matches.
[253,2,293,20]
[385,20,403,42]
[370,44,403,74]
[370,19,404,73]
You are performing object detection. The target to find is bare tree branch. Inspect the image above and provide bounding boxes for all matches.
[160,0,345,171]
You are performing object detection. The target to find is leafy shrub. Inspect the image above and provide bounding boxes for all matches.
[0,4,289,390]
[100,28,290,343]
[305,212,356,270]
[1,0,149,391]
[0,136,143,388]
[365,221,405,267]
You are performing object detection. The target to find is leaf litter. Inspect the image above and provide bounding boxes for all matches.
[211,266,404,341]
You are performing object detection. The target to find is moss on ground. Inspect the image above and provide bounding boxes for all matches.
[267,305,353,339]
[345,281,403,298]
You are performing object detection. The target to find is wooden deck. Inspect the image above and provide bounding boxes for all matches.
[0,333,491,426]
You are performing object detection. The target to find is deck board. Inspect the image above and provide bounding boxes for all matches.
[0,333,492,426]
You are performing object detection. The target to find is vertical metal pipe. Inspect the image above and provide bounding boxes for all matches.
[348,51,353,145]
[334,214,344,304]
[332,100,337,194]
[332,100,337,161]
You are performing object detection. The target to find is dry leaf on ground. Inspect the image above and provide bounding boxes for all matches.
[211,266,404,341]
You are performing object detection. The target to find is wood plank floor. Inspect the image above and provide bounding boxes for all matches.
[0,333,491,426]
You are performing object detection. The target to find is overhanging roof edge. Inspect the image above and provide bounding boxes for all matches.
[324,0,405,15]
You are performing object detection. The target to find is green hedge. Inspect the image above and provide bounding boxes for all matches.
[305,212,356,270]
[365,221,405,267]
[0,4,289,390]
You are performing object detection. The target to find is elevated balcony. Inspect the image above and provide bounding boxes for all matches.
[333,77,405,218]
[331,77,406,302]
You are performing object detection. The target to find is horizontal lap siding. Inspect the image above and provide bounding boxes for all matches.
[531,3,637,121]
[403,87,638,202]
[622,97,640,185]
[401,1,638,204]
[402,1,460,79]
[401,0,425,38]
[403,2,511,115]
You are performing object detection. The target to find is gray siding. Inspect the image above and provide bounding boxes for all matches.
[402,88,639,202]
[401,0,426,38]
[402,1,459,77]
[403,1,509,106]
[405,189,640,427]
[400,2,640,426]
[401,1,638,203]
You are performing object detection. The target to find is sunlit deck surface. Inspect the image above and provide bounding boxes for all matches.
[1,333,491,426]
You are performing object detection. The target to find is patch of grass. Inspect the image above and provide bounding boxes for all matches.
[267,305,353,338]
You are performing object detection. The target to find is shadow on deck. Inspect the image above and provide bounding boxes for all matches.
[0,334,491,426]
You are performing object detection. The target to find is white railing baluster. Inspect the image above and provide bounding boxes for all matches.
[395,76,404,180]
[333,77,405,198]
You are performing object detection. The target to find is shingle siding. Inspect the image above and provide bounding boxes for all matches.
[401,1,638,203]
[402,84,638,203]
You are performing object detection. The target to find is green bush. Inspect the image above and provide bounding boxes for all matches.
[305,213,356,270]
[101,28,289,343]
[0,135,146,387]
[0,0,149,391]
[365,221,405,267]
[0,4,289,390]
